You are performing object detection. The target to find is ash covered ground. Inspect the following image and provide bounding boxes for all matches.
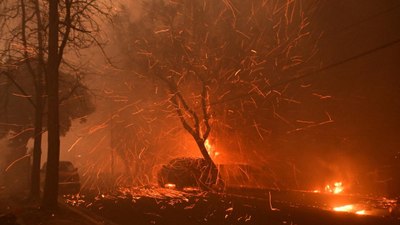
[63,186,399,225]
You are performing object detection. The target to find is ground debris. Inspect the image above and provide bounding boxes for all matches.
[62,186,400,225]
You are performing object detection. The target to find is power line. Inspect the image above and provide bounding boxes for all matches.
[323,3,400,37]
[210,37,400,106]
[208,4,400,107]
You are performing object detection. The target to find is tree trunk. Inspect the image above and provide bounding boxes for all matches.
[30,89,43,199]
[195,140,220,187]
[196,140,213,163]
[30,0,45,200]
[42,0,60,211]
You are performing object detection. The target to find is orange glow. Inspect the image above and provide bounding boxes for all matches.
[325,181,344,194]
[183,187,201,191]
[333,204,367,215]
[205,139,220,158]
[205,139,212,155]
[164,183,176,189]
[355,210,366,215]
[333,204,353,212]
[333,182,344,194]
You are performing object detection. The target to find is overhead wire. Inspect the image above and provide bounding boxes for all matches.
[323,3,400,37]
[208,3,400,107]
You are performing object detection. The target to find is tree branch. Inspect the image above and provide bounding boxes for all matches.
[57,0,72,66]
[1,70,35,107]
[59,77,83,104]
[200,78,211,140]
[20,0,38,85]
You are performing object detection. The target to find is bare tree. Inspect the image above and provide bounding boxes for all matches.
[41,0,112,210]
[114,0,320,187]
[1,0,111,207]
[41,0,60,209]
[1,0,50,198]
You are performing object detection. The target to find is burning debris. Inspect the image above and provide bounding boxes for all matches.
[325,182,344,194]
[61,185,400,225]
[313,181,345,194]
[332,204,366,215]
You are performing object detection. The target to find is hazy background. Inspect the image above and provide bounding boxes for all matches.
[9,0,398,192]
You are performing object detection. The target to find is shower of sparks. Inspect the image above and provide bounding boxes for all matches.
[88,123,109,134]
[11,93,32,98]
[7,127,34,140]
[252,120,264,140]
[64,0,325,191]
[5,154,30,172]
[67,137,83,152]
[312,93,332,100]
[287,112,333,134]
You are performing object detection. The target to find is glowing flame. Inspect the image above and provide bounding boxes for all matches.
[333,181,344,194]
[333,204,367,215]
[205,139,220,158]
[355,210,366,215]
[333,204,353,212]
[325,181,344,194]
[205,139,212,154]
[164,183,176,189]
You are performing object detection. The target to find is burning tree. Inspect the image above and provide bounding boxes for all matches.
[113,0,321,188]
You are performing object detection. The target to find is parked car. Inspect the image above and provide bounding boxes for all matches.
[157,157,227,190]
[41,161,81,194]
[157,158,275,190]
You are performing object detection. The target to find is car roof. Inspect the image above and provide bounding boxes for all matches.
[41,161,75,169]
